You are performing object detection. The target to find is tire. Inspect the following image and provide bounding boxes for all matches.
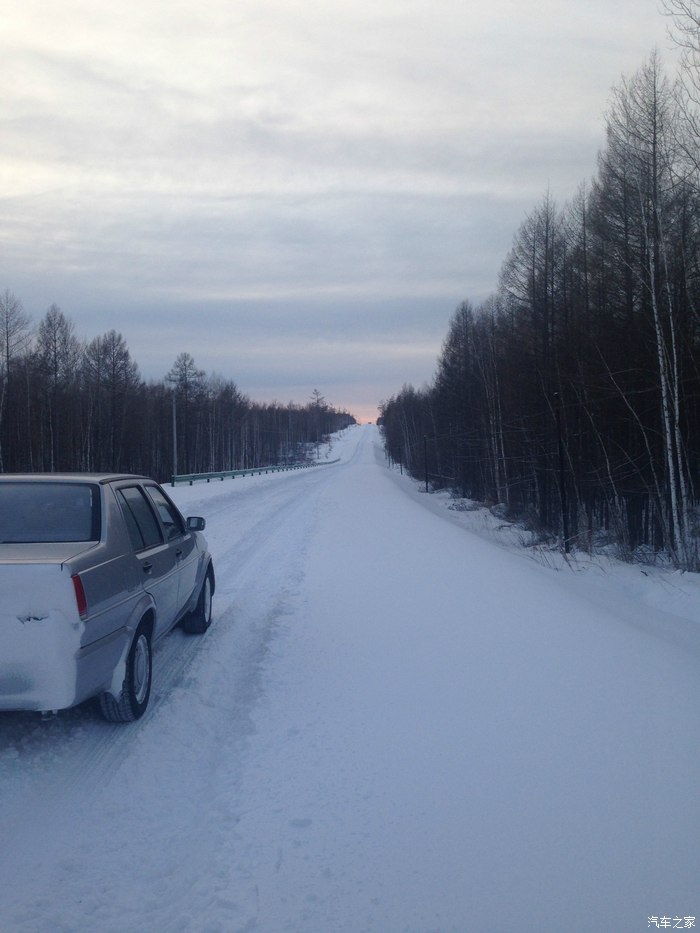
[99,620,153,722]
[182,568,213,635]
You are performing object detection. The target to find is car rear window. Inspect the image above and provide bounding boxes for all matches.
[0,482,101,543]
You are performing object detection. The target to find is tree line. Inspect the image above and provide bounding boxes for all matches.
[0,297,354,482]
[380,11,700,571]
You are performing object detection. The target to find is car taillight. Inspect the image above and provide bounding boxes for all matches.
[72,574,88,620]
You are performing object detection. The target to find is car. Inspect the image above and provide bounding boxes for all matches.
[0,473,215,722]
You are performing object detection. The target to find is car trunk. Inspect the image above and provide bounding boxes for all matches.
[0,559,85,710]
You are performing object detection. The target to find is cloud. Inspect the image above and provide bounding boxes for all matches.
[0,0,678,419]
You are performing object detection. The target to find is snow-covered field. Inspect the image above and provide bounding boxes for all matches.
[0,424,698,933]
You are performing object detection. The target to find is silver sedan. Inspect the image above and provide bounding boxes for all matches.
[0,474,215,722]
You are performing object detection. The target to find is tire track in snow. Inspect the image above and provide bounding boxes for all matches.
[0,432,363,933]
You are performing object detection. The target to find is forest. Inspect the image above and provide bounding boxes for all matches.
[0,298,354,483]
[380,4,700,570]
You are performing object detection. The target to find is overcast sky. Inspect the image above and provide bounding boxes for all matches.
[0,0,678,421]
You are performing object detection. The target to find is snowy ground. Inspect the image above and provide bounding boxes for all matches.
[0,424,698,933]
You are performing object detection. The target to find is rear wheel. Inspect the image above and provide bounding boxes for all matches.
[182,568,213,635]
[99,620,152,722]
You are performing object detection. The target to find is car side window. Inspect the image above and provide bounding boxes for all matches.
[144,485,185,541]
[116,486,163,551]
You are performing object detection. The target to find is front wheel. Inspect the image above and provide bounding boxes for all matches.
[182,568,213,635]
[99,620,153,722]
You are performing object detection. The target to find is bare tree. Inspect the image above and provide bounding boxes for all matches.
[605,53,693,563]
[0,289,32,470]
[83,330,140,469]
[35,305,83,470]
[166,352,206,473]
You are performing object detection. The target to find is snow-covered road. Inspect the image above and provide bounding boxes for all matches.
[0,425,698,933]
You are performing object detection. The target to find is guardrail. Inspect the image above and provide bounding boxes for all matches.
[171,459,340,486]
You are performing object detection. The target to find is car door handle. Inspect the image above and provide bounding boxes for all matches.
[142,561,153,574]
[175,548,183,559]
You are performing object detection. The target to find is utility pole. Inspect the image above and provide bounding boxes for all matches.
[167,378,178,481]
[554,392,569,553]
[424,435,429,493]
[172,392,177,480]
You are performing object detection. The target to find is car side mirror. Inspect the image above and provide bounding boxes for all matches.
[186,516,206,531]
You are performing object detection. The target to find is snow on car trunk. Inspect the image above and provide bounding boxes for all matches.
[0,562,83,711]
